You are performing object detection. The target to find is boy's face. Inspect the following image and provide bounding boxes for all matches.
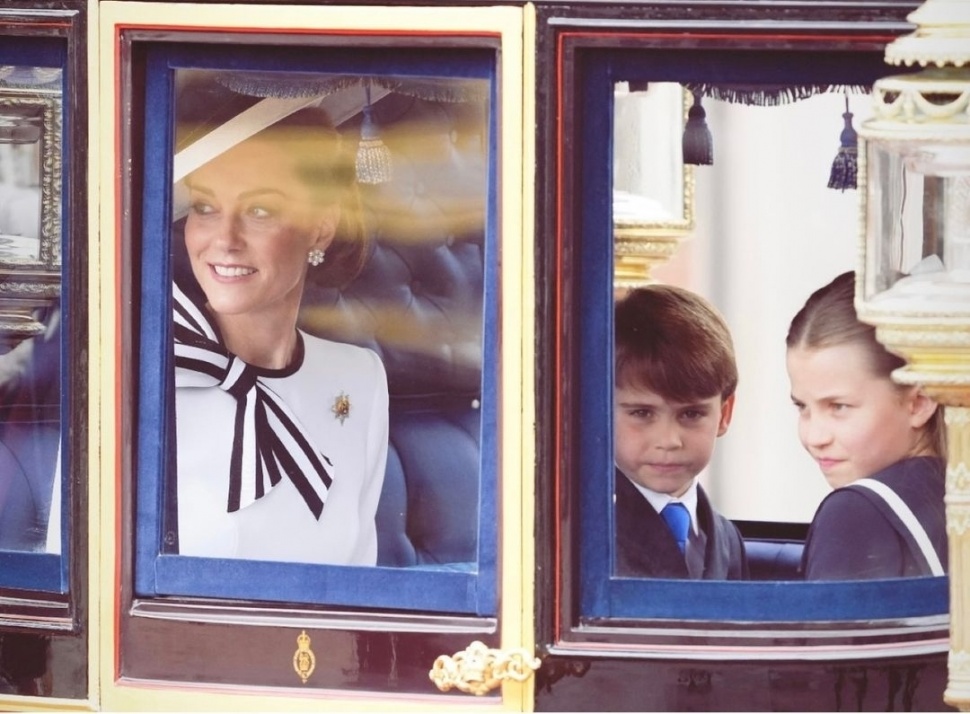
[614,385,735,497]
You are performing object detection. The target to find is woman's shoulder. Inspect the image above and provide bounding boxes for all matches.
[300,332,384,371]
[300,332,387,382]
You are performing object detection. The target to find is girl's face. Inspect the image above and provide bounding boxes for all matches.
[183,134,337,322]
[786,342,937,489]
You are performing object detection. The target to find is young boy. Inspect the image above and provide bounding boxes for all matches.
[614,285,748,579]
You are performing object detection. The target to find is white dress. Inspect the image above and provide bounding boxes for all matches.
[175,332,388,566]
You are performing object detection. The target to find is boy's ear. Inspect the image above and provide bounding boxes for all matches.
[716,394,735,437]
[907,388,939,430]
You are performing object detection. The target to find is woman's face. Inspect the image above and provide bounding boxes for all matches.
[183,134,337,322]
[786,343,935,489]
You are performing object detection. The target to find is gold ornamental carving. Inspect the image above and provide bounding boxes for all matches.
[614,231,690,288]
[293,630,316,684]
[947,412,970,539]
[429,640,540,696]
[949,649,970,710]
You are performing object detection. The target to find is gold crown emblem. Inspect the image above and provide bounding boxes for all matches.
[293,630,316,684]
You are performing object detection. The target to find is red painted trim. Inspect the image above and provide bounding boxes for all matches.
[0,21,71,29]
[550,26,896,641]
[113,22,498,39]
[556,30,900,43]
[106,17,503,675]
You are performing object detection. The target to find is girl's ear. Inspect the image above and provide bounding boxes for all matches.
[907,388,939,430]
[312,205,341,251]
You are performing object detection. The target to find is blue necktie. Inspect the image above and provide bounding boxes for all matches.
[661,502,690,554]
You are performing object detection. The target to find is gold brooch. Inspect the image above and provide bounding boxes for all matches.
[332,392,351,424]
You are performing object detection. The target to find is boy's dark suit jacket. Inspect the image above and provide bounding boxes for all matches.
[615,470,748,579]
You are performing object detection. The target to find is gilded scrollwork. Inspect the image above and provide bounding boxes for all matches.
[947,649,970,710]
[429,640,541,696]
[0,83,62,341]
[0,280,59,296]
[872,75,970,125]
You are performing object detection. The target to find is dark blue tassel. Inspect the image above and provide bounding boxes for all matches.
[682,90,713,166]
[828,97,858,192]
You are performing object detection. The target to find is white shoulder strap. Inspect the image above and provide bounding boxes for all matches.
[851,478,945,576]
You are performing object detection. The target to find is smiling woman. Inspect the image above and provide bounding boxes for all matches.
[172,106,389,565]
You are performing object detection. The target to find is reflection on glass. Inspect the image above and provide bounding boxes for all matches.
[612,81,689,229]
[612,82,693,287]
[864,143,970,309]
[168,69,487,569]
[0,66,62,556]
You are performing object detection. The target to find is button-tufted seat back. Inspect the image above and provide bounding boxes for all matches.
[302,91,486,568]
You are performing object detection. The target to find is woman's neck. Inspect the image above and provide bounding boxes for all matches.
[211,308,300,370]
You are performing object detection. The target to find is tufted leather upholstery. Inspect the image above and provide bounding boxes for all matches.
[301,92,486,567]
[744,540,804,580]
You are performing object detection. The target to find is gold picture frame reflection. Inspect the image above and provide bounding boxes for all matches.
[612,82,694,287]
[0,77,63,340]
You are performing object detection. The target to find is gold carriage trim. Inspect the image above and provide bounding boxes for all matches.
[429,640,541,696]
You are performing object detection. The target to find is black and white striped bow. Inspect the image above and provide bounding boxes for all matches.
[173,282,332,518]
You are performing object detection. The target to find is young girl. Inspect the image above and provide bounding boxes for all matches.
[786,271,947,580]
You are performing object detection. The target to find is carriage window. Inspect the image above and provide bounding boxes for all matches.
[557,41,949,633]
[611,82,874,583]
[0,20,88,700]
[0,62,66,593]
[134,46,498,615]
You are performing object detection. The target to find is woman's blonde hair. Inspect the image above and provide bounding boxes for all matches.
[250,108,369,289]
[786,270,946,459]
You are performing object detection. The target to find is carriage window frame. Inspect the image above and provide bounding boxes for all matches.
[131,41,500,617]
[0,33,73,601]
[545,21,950,655]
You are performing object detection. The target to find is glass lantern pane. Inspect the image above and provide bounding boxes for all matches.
[865,139,970,311]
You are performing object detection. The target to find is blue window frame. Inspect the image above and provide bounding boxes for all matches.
[576,47,948,624]
[0,36,69,595]
[135,43,498,615]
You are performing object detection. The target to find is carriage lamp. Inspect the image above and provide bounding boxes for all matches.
[854,0,970,708]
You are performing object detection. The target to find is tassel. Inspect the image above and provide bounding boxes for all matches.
[828,96,858,192]
[682,90,713,166]
[355,85,392,185]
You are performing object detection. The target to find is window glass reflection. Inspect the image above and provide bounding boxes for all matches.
[0,66,62,558]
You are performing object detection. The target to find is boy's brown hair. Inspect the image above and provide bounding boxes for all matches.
[615,285,738,402]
